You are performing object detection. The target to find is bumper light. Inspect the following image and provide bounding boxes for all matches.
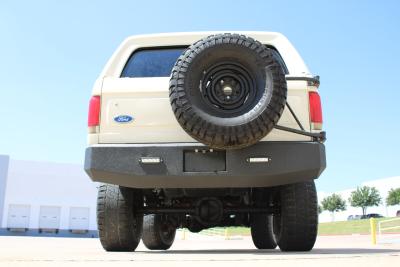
[246,157,270,163]
[139,157,163,164]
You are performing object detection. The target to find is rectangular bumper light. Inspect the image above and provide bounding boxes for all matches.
[246,157,270,163]
[139,157,163,164]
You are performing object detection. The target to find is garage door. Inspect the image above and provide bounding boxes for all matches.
[69,207,90,231]
[39,206,61,230]
[7,204,30,229]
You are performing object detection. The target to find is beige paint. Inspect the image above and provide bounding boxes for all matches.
[88,32,322,145]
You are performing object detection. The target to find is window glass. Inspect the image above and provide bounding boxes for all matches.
[121,48,185,78]
[120,46,288,77]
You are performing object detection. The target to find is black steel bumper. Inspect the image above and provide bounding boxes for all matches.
[84,142,326,189]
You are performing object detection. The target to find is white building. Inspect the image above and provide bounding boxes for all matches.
[318,176,400,222]
[0,154,399,236]
[0,155,98,237]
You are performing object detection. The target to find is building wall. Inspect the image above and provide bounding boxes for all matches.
[1,159,98,232]
[0,155,10,227]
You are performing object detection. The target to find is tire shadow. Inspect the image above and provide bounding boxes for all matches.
[141,248,400,255]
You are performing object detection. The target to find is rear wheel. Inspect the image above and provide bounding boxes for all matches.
[97,184,143,251]
[273,181,318,251]
[250,214,277,249]
[142,214,176,250]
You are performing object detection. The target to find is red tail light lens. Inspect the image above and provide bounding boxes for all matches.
[88,96,101,127]
[309,91,322,124]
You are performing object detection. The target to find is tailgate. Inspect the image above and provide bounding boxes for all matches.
[98,77,312,144]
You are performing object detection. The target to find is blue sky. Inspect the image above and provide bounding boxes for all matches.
[0,0,399,192]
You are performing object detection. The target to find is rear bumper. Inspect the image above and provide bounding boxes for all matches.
[84,142,326,189]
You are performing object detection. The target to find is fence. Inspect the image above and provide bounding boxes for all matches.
[378,217,400,235]
[377,217,400,244]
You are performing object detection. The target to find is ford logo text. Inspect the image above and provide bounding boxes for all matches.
[114,115,133,123]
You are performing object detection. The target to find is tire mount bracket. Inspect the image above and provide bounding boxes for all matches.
[274,102,326,142]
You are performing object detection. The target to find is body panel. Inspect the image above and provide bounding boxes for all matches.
[97,78,311,144]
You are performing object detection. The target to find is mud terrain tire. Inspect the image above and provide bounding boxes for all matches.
[273,181,318,251]
[169,33,287,149]
[142,214,176,250]
[97,184,143,251]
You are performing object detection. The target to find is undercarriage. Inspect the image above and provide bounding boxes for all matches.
[140,188,278,232]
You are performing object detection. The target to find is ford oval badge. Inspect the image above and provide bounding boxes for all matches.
[114,115,133,123]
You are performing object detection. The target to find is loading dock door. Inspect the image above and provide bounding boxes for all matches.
[69,207,90,231]
[39,206,61,231]
[7,204,30,229]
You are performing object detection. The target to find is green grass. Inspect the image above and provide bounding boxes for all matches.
[199,217,400,236]
[319,217,400,235]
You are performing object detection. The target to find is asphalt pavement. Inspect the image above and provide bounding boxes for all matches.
[0,233,399,267]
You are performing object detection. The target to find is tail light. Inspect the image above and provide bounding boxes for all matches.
[309,91,323,130]
[88,96,101,127]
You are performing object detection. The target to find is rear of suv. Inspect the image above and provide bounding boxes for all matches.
[85,32,326,252]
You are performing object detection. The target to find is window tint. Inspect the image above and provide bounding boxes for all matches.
[121,48,185,78]
[120,46,288,77]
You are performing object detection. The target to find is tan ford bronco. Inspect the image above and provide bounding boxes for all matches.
[85,32,326,252]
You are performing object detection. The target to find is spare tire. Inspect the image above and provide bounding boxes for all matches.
[169,33,287,149]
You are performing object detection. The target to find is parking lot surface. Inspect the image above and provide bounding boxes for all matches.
[0,233,399,267]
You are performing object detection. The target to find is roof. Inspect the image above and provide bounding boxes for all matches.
[100,31,311,77]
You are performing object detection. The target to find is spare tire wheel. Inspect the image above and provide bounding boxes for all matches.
[169,33,287,149]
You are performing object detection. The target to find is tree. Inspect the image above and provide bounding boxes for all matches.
[321,194,346,221]
[349,186,381,215]
[386,188,400,206]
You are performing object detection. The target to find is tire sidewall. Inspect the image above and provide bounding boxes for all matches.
[185,44,274,125]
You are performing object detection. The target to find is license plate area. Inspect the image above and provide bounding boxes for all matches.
[183,150,226,172]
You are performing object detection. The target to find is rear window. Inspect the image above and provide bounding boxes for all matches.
[120,46,288,78]
[121,48,185,78]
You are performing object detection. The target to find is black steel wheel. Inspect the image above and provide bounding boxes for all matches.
[200,62,257,114]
